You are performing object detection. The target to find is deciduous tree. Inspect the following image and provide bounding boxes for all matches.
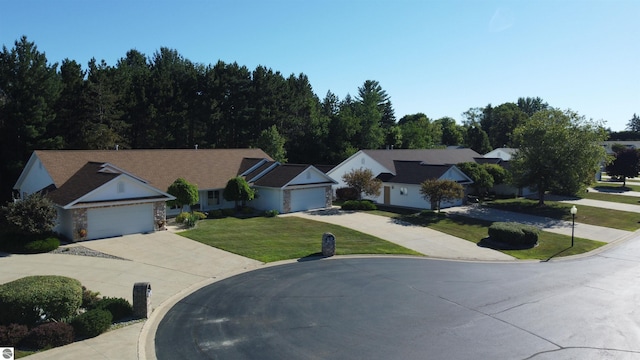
[510,109,607,205]
[167,178,199,212]
[223,176,255,208]
[1,192,57,236]
[605,147,640,187]
[456,162,493,195]
[419,179,464,213]
[341,168,382,200]
[256,125,287,163]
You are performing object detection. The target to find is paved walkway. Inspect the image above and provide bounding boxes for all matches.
[286,209,515,261]
[3,231,262,360]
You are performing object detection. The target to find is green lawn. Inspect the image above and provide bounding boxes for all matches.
[594,182,640,192]
[179,216,422,262]
[369,208,606,260]
[486,198,640,231]
[582,191,640,205]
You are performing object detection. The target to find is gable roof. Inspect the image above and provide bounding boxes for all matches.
[361,149,483,174]
[33,148,272,192]
[377,161,472,185]
[244,162,337,188]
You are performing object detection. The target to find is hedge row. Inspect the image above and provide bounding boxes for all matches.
[341,200,377,211]
[488,222,540,248]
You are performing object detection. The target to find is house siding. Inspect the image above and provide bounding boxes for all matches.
[327,152,388,191]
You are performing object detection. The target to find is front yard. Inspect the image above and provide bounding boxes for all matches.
[180,216,422,262]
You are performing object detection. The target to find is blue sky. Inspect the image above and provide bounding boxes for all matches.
[2,0,638,131]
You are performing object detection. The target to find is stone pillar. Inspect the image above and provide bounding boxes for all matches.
[322,232,336,257]
[133,282,152,319]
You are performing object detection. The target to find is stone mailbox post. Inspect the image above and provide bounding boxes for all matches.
[133,282,152,318]
[322,232,336,257]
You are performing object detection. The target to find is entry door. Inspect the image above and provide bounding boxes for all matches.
[384,186,390,205]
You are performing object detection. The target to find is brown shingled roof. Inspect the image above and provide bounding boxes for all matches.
[376,161,452,185]
[35,148,272,192]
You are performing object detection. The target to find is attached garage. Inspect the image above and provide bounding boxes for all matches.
[87,203,154,240]
[290,187,327,212]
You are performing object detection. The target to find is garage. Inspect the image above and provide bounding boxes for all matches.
[87,203,154,240]
[290,187,327,212]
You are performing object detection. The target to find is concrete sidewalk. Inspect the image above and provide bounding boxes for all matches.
[286,210,515,261]
[2,231,262,360]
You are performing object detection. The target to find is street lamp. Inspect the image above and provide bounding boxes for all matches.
[570,205,577,247]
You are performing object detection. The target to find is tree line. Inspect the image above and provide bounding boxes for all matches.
[0,36,635,202]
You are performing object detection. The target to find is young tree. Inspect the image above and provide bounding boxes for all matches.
[167,178,199,212]
[256,125,287,163]
[419,179,464,213]
[482,163,510,186]
[510,109,607,205]
[341,168,382,200]
[223,176,256,208]
[456,162,494,196]
[605,147,640,187]
[1,193,57,236]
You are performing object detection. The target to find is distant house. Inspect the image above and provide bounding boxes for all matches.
[482,148,536,197]
[326,149,482,209]
[14,149,335,241]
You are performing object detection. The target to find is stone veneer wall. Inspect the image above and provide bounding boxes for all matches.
[324,186,333,208]
[154,201,167,230]
[283,189,291,213]
[72,208,88,242]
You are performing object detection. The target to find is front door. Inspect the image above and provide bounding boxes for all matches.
[384,186,390,205]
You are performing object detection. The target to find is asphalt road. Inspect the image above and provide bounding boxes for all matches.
[156,239,640,360]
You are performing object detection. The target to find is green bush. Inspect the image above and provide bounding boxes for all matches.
[222,208,236,216]
[264,209,279,217]
[192,211,207,220]
[184,214,199,228]
[175,212,189,224]
[23,236,60,253]
[336,187,359,201]
[207,209,224,219]
[71,309,112,338]
[0,323,29,347]
[341,200,377,211]
[94,297,133,321]
[488,222,540,248]
[21,322,74,350]
[0,276,83,326]
[81,286,102,310]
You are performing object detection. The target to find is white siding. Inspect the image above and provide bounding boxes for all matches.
[251,187,283,213]
[17,157,55,197]
[55,208,74,240]
[327,151,390,191]
[289,168,330,185]
[82,175,158,203]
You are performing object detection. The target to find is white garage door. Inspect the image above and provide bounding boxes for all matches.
[87,204,154,240]
[290,187,326,212]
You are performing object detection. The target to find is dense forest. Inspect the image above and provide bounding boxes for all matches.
[0,36,632,202]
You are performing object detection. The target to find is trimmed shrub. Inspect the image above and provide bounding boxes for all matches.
[336,187,359,201]
[94,297,133,321]
[21,322,74,350]
[71,309,112,338]
[23,236,60,253]
[207,209,224,219]
[0,323,29,347]
[81,286,101,310]
[488,222,540,248]
[341,200,377,211]
[222,208,236,216]
[0,276,83,326]
[183,214,199,228]
[175,212,190,224]
[192,211,207,220]
[264,209,279,217]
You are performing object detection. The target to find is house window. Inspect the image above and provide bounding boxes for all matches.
[117,182,125,193]
[208,190,220,205]
[400,187,408,196]
[361,157,365,165]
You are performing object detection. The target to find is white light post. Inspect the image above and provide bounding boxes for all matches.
[570,205,577,247]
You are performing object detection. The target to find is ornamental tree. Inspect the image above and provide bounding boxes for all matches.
[223,176,255,208]
[341,168,382,200]
[167,178,199,212]
[419,179,464,213]
[1,192,57,236]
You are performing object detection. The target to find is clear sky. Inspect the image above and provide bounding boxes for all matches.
[2,0,638,131]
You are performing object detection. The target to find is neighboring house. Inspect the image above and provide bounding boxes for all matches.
[14,149,334,241]
[326,148,483,209]
[482,148,536,197]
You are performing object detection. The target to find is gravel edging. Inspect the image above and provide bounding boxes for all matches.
[50,245,129,260]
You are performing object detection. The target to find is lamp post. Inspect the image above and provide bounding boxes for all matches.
[570,205,577,247]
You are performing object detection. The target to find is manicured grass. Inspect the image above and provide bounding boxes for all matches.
[179,216,422,262]
[594,182,640,192]
[582,191,640,205]
[486,198,640,231]
[396,212,605,260]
